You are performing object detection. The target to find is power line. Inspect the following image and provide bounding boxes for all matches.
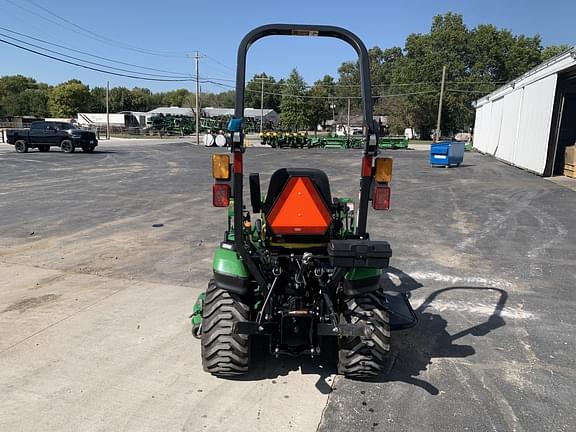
[206,80,439,99]
[203,53,235,72]
[0,26,193,76]
[0,37,196,82]
[0,31,195,79]
[3,0,186,58]
[21,0,186,58]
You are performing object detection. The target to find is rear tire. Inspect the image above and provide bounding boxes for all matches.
[201,279,251,377]
[15,140,28,153]
[60,140,74,153]
[338,290,391,379]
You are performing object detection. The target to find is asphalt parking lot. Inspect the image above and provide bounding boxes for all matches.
[1,140,575,432]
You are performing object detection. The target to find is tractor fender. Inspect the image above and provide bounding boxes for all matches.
[213,245,251,295]
[342,268,382,297]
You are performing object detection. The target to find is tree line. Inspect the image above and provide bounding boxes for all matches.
[0,13,569,136]
[0,76,235,119]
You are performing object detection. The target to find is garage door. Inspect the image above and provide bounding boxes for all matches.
[514,74,558,174]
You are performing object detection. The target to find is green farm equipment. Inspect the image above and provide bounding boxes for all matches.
[378,136,409,150]
[192,24,416,379]
[147,114,195,136]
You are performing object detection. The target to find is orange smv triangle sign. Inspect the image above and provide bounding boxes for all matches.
[267,177,332,235]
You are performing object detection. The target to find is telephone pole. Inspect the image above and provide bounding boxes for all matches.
[256,76,270,134]
[347,98,351,137]
[106,80,110,140]
[195,51,200,145]
[435,65,447,142]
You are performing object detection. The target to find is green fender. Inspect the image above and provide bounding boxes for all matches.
[213,246,251,295]
[213,247,249,278]
[343,268,382,296]
[345,268,382,281]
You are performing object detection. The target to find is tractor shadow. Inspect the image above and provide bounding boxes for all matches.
[374,267,508,395]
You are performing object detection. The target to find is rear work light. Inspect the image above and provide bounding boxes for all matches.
[212,154,230,180]
[374,157,393,183]
[213,183,231,207]
[372,185,391,210]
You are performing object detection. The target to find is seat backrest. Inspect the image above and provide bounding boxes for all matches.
[263,168,333,245]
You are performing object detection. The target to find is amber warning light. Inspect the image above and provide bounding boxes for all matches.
[267,177,332,235]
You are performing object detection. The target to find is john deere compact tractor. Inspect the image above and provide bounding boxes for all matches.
[192,24,416,379]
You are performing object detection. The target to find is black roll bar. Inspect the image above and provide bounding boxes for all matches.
[229,24,378,292]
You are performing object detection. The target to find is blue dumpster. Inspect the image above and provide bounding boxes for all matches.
[430,141,465,167]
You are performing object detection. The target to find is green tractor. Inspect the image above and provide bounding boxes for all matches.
[192,24,416,379]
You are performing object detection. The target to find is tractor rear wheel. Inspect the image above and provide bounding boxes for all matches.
[201,279,251,377]
[338,290,391,379]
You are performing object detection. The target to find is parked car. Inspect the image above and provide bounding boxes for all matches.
[5,121,98,153]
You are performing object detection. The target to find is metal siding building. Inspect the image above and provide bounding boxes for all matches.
[473,47,576,176]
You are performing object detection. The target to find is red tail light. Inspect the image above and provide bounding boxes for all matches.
[213,184,230,207]
[373,185,391,210]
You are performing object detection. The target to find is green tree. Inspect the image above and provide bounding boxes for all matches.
[279,69,308,131]
[245,73,281,112]
[90,87,106,112]
[109,86,132,112]
[130,87,153,111]
[386,13,545,136]
[307,75,335,132]
[541,44,572,61]
[163,89,192,107]
[0,75,38,97]
[48,80,92,117]
[0,75,50,117]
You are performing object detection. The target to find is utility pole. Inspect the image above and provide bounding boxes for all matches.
[195,51,200,146]
[255,76,270,135]
[347,98,351,137]
[106,80,110,140]
[435,65,447,142]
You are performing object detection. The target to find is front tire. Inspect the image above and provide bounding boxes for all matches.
[338,290,391,379]
[60,140,75,153]
[15,140,28,153]
[201,280,251,377]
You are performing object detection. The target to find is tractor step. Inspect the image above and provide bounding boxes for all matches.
[385,291,418,331]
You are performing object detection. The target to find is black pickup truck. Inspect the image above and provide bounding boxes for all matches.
[6,121,98,153]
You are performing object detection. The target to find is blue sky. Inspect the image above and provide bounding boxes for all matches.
[0,0,574,92]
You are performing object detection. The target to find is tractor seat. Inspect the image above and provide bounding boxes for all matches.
[263,168,333,245]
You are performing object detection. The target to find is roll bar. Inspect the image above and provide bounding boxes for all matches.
[232,24,377,148]
[229,24,378,291]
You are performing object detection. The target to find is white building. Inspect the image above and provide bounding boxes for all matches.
[473,46,576,176]
[147,106,195,117]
